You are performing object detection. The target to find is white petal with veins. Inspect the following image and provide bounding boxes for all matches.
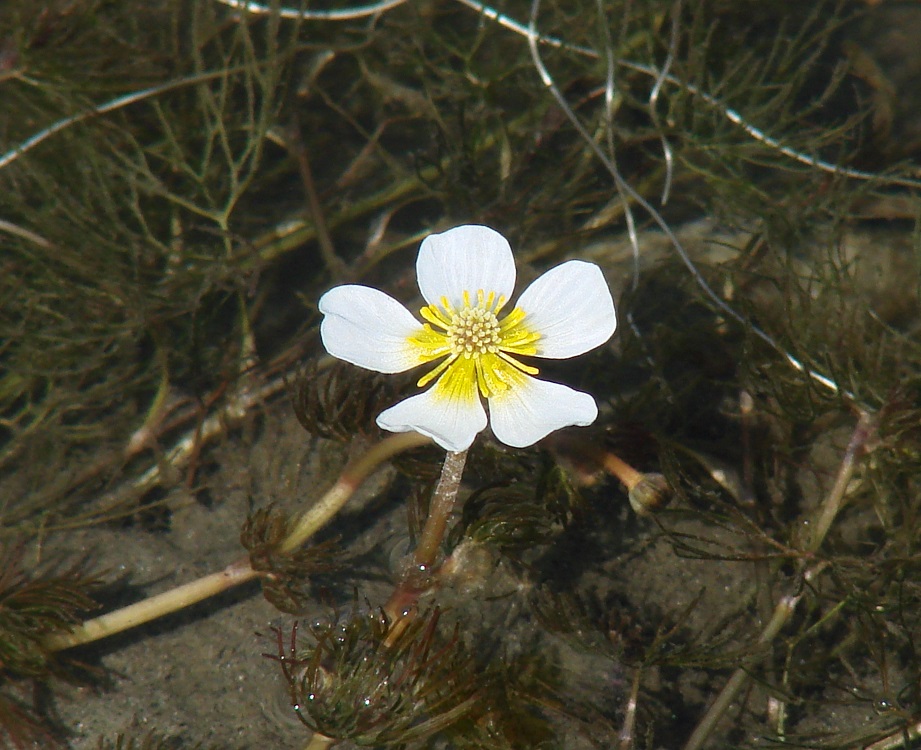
[318,225,618,450]
[377,387,488,452]
[319,285,422,373]
[416,225,516,311]
[488,376,598,448]
[516,261,617,358]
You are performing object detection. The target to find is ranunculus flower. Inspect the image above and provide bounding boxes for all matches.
[318,225,617,452]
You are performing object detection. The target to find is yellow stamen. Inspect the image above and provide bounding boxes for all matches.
[407,288,542,402]
[497,350,538,375]
[420,305,451,330]
[417,353,457,388]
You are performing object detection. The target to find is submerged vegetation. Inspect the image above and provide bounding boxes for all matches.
[1,0,921,747]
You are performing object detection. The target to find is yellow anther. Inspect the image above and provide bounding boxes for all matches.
[410,289,541,399]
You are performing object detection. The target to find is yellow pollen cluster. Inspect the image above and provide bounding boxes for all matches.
[408,288,541,400]
[447,306,501,357]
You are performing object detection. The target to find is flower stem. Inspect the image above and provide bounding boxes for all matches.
[807,411,875,552]
[600,450,643,489]
[413,449,469,569]
[281,431,431,553]
[300,447,469,750]
[46,432,431,652]
[303,734,336,750]
[383,448,469,644]
[547,434,670,515]
[45,558,257,651]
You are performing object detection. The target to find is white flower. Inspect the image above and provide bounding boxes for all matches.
[318,225,617,452]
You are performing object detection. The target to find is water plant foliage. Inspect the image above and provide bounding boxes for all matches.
[1,0,920,747]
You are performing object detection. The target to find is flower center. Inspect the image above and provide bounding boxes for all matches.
[447,306,501,357]
[409,288,541,399]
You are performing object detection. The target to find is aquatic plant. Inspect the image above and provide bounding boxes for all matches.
[1,0,920,748]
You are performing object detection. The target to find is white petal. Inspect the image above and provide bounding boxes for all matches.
[416,225,516,310]
[377,388,487,452]
[515,261,617,358]
[488,376,598,448]
[319,285,422,373]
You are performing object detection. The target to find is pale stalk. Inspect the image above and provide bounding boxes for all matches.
[601,450,643,489]
[807,412,876,553]
[282,432,431,553]
[865,720,921,750]
[45,559,257,652]
[46,432,430,652]
[303,734,336,750]
[302,446,469,750]
[411,449,470,569]
[682,566,824,750]
[383,449,469,644]
[617,667,643,750]
[682,411,875,750]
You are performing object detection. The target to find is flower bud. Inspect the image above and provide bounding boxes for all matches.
[627,473,671,516]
